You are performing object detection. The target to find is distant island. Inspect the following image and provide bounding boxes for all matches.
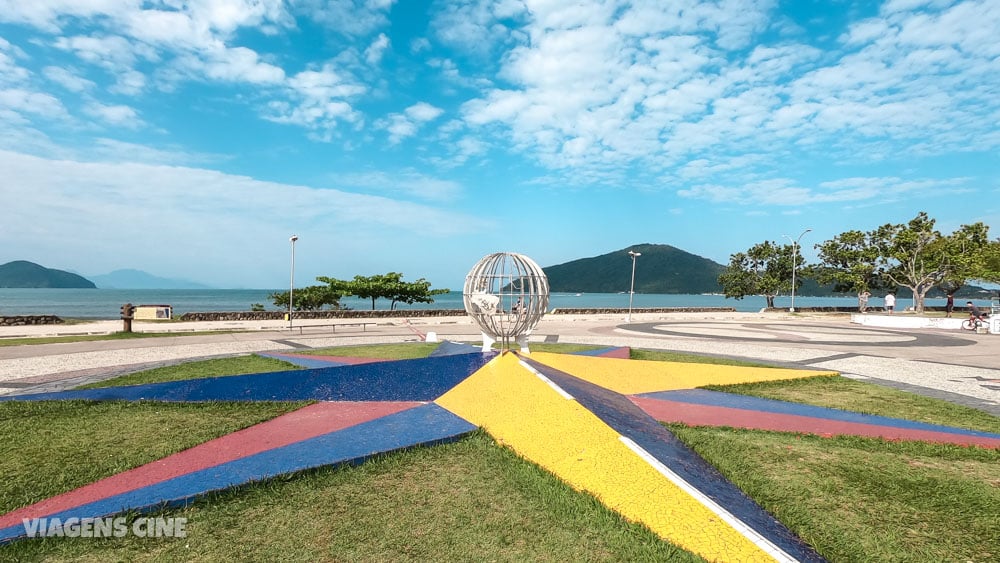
[0,261,211,289]
[87,269,212,290]
[0,261,96,288]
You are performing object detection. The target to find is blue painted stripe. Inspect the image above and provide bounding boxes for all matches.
[0,404,477,544]
[520,355,826,563]
[257,352,350,369]
[641,389,1000,439]
[570,346,622,356]
[0,353,495,403]
[428,341,484,357]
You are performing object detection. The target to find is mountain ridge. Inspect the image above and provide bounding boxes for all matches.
[0,261,97,288]
[543,244,725,294]
[88,269,212,289]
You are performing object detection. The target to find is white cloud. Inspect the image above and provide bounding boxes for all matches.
[177,46,286,84]
[0,149,482,285]
[431,0,527,55]
[0,0,128,32]
[378,102,444,144]
[264,65,366,134]
[340,170,463,202]
[405,102,444,122]
[42,66,95,92]
[294,0,395,36]
[0,41,30,86]
[678,175,969,207]
[89,139,223,166]
[0,88,68,120]
[453,0,1000,193]
[84,102,142,128]
[365,33,390,65]
[410,37,431,54]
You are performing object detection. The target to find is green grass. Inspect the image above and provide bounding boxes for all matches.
[78,356,302,389]
[0,400,306,516]
[1,432,701,562]
[0,331,242,347]
[704,375,1000,433]
[670,426,999,562]
[631,348,775,367]
[2,344,997,561]
[303,342,442,359]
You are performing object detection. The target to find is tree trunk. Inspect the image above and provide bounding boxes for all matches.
[914,288,929,314]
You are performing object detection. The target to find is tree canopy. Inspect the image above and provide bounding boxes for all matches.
[814,229,888,298]
[269,272,449,311]
[717,241,799,308]
[726,211,998,313]
[269,284,348,311]
[337,272,449,310]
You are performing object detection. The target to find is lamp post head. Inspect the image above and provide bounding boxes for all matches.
[290,235,299,243]
[628,251,641,258]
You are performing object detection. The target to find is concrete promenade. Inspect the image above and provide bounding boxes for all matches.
[1,311,997,416]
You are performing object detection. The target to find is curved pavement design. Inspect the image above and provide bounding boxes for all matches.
[624,322,974,347]
[2,342,998,561]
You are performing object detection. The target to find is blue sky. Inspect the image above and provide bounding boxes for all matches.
[1,0,997,289]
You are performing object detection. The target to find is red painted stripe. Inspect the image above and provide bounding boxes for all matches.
[596,347,631,359]
[631,397,1000,449]
[0,401,422,527]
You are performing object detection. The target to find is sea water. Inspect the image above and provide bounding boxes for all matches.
[0,288,960,319]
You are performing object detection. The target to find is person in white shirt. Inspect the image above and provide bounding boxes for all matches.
[884,293,896,314]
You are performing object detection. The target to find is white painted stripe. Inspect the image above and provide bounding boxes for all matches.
[518,358,574,400]
[619,436,801,563]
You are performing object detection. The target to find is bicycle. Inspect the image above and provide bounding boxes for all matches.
[961,314,989,331]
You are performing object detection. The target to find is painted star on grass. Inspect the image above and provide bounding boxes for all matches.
[1,342,996,561]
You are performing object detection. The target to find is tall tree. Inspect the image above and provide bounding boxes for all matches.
[269,284,345,311]
[870,212,974,313]
[982,239,1000,286]
[935,223,993,297]
[340,272,449,310]
[386,277,450,310]
[814,229,887,308]
[717,241,794,308]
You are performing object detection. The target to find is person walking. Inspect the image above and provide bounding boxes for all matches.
[859,291,871,313]
[946,294,955,317]
[884,293,896,314]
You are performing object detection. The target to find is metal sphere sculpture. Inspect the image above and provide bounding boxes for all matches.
[463,252,550,353]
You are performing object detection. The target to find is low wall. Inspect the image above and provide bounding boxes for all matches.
[549,307,736,314]
[850,313,1000,333]
[766,306,962,314]
[0,315,64,326]
[851,313,963,330]
[178,310,468,322]
[178,307,739,321]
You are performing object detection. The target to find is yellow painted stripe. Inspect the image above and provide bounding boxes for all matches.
[435,353,781,562]
[528,351,837,394]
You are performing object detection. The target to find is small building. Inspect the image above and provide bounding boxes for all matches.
[134,304,172,320]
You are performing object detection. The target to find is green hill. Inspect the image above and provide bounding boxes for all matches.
[543,244,724,294]
[0,261,97,288]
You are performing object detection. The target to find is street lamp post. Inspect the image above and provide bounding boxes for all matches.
[627,250,641,323]
[288,235,298,329]
[782,229,811,313]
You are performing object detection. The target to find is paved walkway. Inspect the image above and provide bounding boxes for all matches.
[1,312,998,415]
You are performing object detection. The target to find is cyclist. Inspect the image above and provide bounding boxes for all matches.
[967,301,987,323]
